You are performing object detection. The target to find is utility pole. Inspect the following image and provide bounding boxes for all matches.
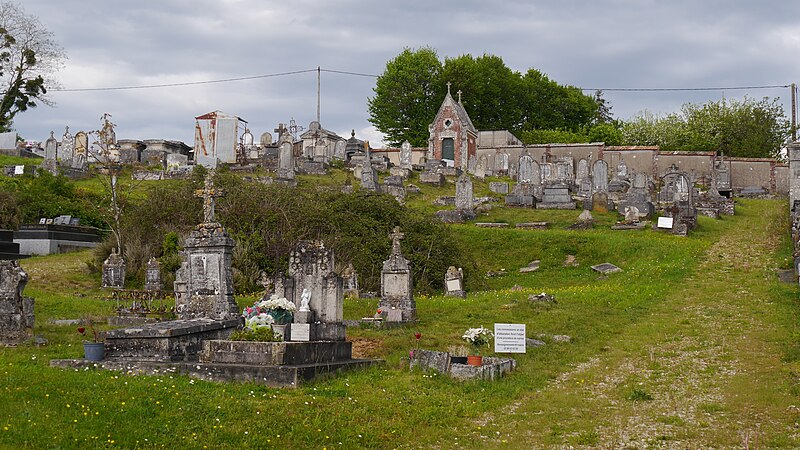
[792,82,797,142]
[317,66,321,124]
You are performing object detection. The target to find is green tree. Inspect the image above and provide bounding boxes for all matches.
[440,53,524,131]
[519,69,597,132]
[0,2,66,131]
[622,97,791,158]
[367,47,443,147]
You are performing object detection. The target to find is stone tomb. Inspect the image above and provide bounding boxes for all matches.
[444,266,466,298]
[102,249,125,288]
[0,260,34,343]
[536,182,576,209]
[379,227,415,322]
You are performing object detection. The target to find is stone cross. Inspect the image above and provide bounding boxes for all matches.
[446,81,451,94]
[389,226,404,256]
[274,123,287,136]
[457,90,462,103]
[194,172,224,225]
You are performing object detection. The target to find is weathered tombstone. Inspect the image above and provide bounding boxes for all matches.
[518,152,534,183]
[144,257,162,291]
[554,157,574,184]
[102,249,125,289]
[530,160,542,198]
[173,172,239,321]
[591,263,622,275]
[455,173,474,211]
[489,182,509,194]
[592,192,609,213]
[277,133,295,184]
[61,126,74,163]
[379,227,415,322]
[334,140,346,160]
[475,155,487,180]
[74,131,89,157]
[576,159,590,195]
[360,142,381,192]
[44,131,57,161]
[400,140,413,170]
[623,206,640,224]
[0,260,34,343]
[444,266,466,298]
[342,263,359,298]
[541,163,554,183]
[383,175,405,203]
[260,131,273,147]
[592,160,609,193]
[287,240,345,340]
[617,158,628,179]
[495,152,509,175]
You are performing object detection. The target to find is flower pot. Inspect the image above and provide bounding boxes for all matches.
[269,310,293,325]
[467,355,483,367]
[270,324,290,341]
[83,342,105,361]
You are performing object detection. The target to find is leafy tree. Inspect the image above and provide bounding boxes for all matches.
[593,90,613,124]
[622,97,791,158]
[0,1,65,131]
[440,54,524,131]
[368,48,598,146]
[588,122,623,145]
[367,47,443,147]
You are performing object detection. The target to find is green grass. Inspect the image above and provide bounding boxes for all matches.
[0,195,798,448]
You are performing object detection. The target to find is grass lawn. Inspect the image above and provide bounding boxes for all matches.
[0,197,798,448]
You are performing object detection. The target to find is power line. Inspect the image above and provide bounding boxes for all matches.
[48,66,790,94]
[51,68,319,92]
[580,84,790,92]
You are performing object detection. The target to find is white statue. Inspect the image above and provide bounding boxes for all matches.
[300,288,311,312]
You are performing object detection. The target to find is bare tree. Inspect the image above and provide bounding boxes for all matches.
[0,1,66,131]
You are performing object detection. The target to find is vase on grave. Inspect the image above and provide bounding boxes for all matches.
[83,342,105,361]
[268,309,293,325]
[467,355,483,367]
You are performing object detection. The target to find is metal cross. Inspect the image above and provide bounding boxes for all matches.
[194,171,224,225]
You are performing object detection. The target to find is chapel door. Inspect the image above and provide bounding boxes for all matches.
[442,138,455,161]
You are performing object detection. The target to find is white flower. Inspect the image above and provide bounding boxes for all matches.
[462,327,493,345]
[256,294,298,312]
[246,313,275,329]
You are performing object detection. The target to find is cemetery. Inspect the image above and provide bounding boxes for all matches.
[0,99,798,447]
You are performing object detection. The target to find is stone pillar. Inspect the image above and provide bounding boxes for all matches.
[0,260,34,343]
[789,142,800,209]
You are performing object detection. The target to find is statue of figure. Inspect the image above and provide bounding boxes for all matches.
[300,288,311,312]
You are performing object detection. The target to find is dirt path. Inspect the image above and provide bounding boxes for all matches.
[482,201,800,448]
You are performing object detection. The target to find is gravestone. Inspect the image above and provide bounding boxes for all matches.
[554,157,574,185]
[44,131,58,161]
[505,182,536,207]
[61,126,74,163]
[537,183,576,209]
[383,175,406,203]
[379,227,415,322]
[530,160,542,199]
[591,263,622,274]
[400,140,413,170]
[489,182,509,194]
[144,257,162,291]
[617,172,654,218]
[592,192,609,213]
[592,160,609,193]
[286,240,345,340]
[715,159,731,192]
[455,173,474,211]
[360,143,380,192]
[102,249,125,289]
[0,260,34,343]
[74,131,89,158]
[616,158,628,179]
[576,159,590,196]
[518,152,534,183]
[342,263,359,298]
[444,266,466,298]
[475,155,487,180]
[541,163,554,183]
[495,152,509,175]
[260,131,273,147]
[173,172,239,321]
[277,133,295,184]
[334,140,346,160]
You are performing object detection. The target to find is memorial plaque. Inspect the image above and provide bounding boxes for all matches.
[657,217,674,229]
[291,323,311,342]
[494,323,527,353]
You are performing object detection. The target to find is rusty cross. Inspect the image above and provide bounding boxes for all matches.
[194,171,224,224]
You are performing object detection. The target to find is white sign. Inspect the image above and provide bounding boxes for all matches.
[291,323,310,342]
[494,323,526,353]
[13,165,23,175]
[446,279,461,292]
[657,217,674,229]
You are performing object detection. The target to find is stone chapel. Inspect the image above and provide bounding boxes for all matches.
[427,83,478,171]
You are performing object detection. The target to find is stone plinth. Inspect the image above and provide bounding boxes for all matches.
[174,225,239,321]
[103,318,240,362]
[200,340,352,365]
[379,227,415,322]
[419,172,445,186]
[536,184,576,209]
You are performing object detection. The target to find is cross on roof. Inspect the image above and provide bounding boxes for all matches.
[457,90,462,103]
[446,81,451,94]
[194,171,225,225]
[389,226,404,255]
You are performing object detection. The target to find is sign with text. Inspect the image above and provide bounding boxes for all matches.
[657,217,674,229]
[494,323,526,353]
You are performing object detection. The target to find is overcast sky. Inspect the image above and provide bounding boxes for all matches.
[12,0,800,147]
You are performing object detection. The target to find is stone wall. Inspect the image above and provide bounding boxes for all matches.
[730,158,776,193]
